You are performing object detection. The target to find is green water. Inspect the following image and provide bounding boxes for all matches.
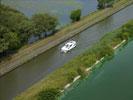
[0,2,132,100]
[61,41,133,100]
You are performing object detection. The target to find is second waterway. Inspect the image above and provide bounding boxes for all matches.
[0,4,133,100]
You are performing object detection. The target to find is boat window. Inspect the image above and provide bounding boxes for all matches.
[65,44,69,48]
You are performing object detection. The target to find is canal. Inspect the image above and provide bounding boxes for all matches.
[61,39,133,100]
[0,3,133,100]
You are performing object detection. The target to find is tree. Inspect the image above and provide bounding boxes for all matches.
[70,9,81,22]
[31,13,58,38]
[97,0,114,9]
[122,22,133,33]
[0,4,59,56]
[0,25,20,53]
[0,4,32,45]
[17,20,33,44]
[122,21,133,38]
[5,32,20,50]
[0,26,9,53]
[38,88,60,100]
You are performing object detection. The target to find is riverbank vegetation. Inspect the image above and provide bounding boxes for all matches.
[0,4,58,58]
[0,0,131,64]
[70,9,81,22]
[15,19,133,100]
[0,0,123,59]
[97,0,115,9]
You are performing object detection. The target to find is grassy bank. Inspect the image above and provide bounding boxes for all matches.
[14,18,133,100]
[0,0,132,76]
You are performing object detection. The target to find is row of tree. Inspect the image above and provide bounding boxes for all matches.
[0,4,82,56]
[0,4,58,56]
[0,0,115,57]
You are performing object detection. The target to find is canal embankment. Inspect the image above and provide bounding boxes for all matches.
[14,19,133,100]
[61,40,133,100]
[0,0,133,77]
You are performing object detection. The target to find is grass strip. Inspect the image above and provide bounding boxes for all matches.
[14,19,133,100]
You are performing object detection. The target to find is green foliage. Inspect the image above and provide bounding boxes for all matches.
[115,20,133,41]
[37,88,60,100]
[35,20,133,100]
[70,9,81,22]
[122,21,133,38]
[67,71,77,82]
[96,44,114,58]
[117,31,129,40]
[0,4,58,56]
[31,13,58,38]
[14,18,133,100]
[0,25,20,53]
[0,4,29,33]
[0,4,30,53]
[77,67,86,78]
[81,53,97,67]
[37,19,133,100]
[97,0,114,9]
[17,20,33,44]
[0,25,9,53]
[5,32,20,50]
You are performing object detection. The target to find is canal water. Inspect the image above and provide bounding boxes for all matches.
[1,0,98,26]
[0,3,133,100]
[61,41,133,100]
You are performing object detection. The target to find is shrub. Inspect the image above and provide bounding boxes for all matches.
[80,53,97,67]
[122,21,133,38]
[91,43,114,60]
[77,67,87,78]
[119,32,129,40]
[70,9,81,22]
[37,88,60,100]
[67,71,77,82]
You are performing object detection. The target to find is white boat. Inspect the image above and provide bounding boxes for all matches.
[61,40,76,53]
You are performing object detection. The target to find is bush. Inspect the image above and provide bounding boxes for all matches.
[67,71,77,82]
[80,53,97,67]
[70,9,81,22]
[118,32,129,40]
[122,21,133,38]
[99,44,114,57]
[97,0,114,9]
[37,88,60,100]
[77,67,87,78]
